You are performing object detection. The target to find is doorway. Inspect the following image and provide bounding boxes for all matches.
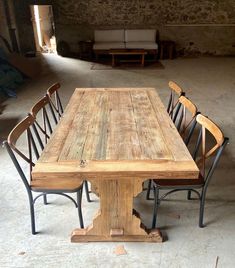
[30,5,56,53]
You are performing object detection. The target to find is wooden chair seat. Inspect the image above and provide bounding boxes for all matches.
[151,114,229,229]
[153,173,204,187]
[3,114,84,234]
[31,178,84,192]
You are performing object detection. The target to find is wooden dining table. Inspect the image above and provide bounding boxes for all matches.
[31,87,199,242]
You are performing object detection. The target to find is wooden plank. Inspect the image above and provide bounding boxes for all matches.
[147,89,193,161]
[75,88,155,92]
[130,90,172,160]
[59,91,100,161]
[106,91,142,160]
[39,90,85,162]
[32,160,199,180]
[81,91,110,160]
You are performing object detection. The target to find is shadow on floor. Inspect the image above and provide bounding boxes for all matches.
[0,117,20,143]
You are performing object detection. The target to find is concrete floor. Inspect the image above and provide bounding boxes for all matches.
[0,54,235,267]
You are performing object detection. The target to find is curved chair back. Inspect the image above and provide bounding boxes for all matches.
[46,82,63,123]
[3,115,39,188]
[193,114,228,185]
[175,96,198,145]
[30,95,56,146]
[3,114,85,234]
[167,81,185,119]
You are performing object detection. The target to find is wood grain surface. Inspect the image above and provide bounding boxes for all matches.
[33,88,198,178]
[31,88,199,242]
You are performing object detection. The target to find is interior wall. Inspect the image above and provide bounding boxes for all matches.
[12,0,53,53]
[12,0,235,55]
[0,0,12,51]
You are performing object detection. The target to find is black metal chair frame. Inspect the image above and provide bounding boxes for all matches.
[46,83,64,124]
[3,115,84,235]
[146,96,199,200]
[167,81,185,121]
[151,114,229,229]
[46,83,92,202]
[174,96,199,146]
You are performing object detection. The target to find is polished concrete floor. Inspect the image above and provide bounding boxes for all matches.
[0,54,235,267]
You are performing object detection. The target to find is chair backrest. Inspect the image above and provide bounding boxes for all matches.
[46,82,63,123]
[30,95,56,146]
[192,114,228,186]
[175,96,198,145]
[3,115,43,190]
[167,81,185,119]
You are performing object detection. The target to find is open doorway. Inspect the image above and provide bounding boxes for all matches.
[30,5,56,54]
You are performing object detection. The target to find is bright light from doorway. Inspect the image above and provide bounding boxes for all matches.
[34,5,43,47]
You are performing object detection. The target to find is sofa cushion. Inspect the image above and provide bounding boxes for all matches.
[93,42,126,50]
[125,42,158,50]
[125,29,156,42]
[94,30,125,42]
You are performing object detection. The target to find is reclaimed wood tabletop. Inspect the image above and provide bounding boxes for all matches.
[31,88,199,242]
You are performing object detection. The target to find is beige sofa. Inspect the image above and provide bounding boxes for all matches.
[93,29,158,59]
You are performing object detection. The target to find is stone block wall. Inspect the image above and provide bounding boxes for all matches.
[0,0,11,48]
[53,0,235,55]
[9,0,235,55]
[54,0,235,25]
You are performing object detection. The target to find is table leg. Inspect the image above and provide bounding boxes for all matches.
[112,55,115,67]
[141,54,145,67]
[71,178,162,242]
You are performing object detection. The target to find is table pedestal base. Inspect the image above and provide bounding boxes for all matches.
[71,228,162,242]
[71,178,163,243]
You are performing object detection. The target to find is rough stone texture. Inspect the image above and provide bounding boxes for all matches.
[0,0,12,50]
[54,0,235,25]
[5,0,235,55]
[52,0,235,55]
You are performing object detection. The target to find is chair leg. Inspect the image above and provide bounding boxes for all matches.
[146,179,152,200]
[29,199,36,235]
[151,185,160,229]
[187,190,192,200]
[77,189,84,228]
[199,190,206,228]
[84,180,92,202]
[43,194,48,205]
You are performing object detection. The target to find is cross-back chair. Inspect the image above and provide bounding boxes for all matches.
[167,81,185,122]
[30,95,56,145]
[146,95,199,200]
[151,114,229,228]
[3,114,84,235]
[175,95,199,145]
[46,82,63,124]
[30,94,92,203]
[47,83,92,202]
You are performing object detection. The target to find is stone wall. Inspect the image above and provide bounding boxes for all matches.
[9,0,235,55]
[54,0,235,25]
[53,0,235,55]
[0,0,11,49]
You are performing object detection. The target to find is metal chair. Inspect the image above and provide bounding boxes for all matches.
[146,96,199,200]
[30,94,92,203]
[46,82,63,123]
[3,114,84,234]
[174,95,199,145]
[47,83,92,202]
[151,114,229,228]
[30,95,56,145]
[167,81,185,122]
